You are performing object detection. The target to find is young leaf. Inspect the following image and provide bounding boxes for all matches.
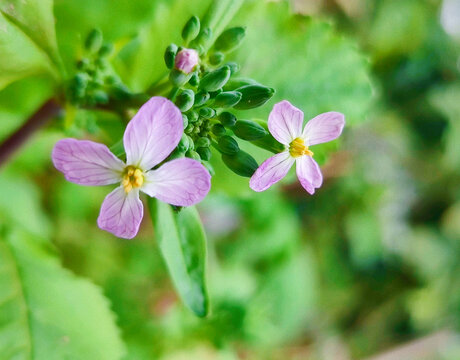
[0,229,126,360]
[0,0,64,74]
[148,198,209,317]
[0,11,55,91]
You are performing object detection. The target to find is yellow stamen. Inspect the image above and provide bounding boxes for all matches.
[289,137,314,158]
[122,165,144,193]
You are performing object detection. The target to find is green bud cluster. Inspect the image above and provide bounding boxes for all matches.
[161,15,278,179]
[68,29,131,107]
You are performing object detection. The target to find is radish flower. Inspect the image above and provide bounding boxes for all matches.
[175,48,199,74]
[250,100,345,194]
[52,97,211,239]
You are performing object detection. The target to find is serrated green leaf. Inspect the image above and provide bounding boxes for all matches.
[233,1,373,125]
[0,0,63,74]
[0,10,55,90]
[0,229,126,360]
[148,199,209,317]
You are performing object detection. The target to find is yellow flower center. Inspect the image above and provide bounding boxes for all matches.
[289,138,314,158]
[121,166,144,193]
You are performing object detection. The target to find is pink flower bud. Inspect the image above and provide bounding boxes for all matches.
[174,48,199,74]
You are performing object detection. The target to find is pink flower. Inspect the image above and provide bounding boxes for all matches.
[250,100,345,194]
[52,97,211,239]
[175,48,199,74]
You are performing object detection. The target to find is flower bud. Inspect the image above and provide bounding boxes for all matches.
[209,52,225,66]
[199,66,231,92]
[215,27,246,53]
[177,133,190,152]
[99,43,114,57]
[92,90,109,104]
[175,48,199,74]
[188,110,199,123]
[182,15,200,43]
[217,135,239,155]
[168,148,186,160]
[222,150,258,177]
[194,91,210,107]
[234,85,275,110]
[201,160,215,176]
[185,123,194,134]
[199,107,216,119]
[190,27,212,50]
[85,29,103,53]
[213,91,242,108]
[223,77,259,91]
[175,89,195,112]
[218,112,237,127]
[212,124,226,137]
[233,119,268,140]
[189,73,200,87]
[196,137,211,148]
[197,147,211,161]
[226,62,240,75]
[164,44,178,69]
[182,114,189,128]
[186,149,201,161]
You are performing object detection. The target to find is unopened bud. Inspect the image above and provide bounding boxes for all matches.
[186,149,201,161]
[233,119,268,140]
[209,52,225,66]
[169,69,192,87]
[175,89,195,112]
[175,48,199,74]
[213,91,242,108]
[188,110,199,123]
[182,16,200,43]
[218,112,237,127]
[217,135,239,155]
[196,137,211,148]
[215,27,246,53]
[199,66,231,92]
[212,124,226,137]
[234,85,275,110]
[226,62,240,75]
[190,27,212,50]
[177,133,190,152]
[197,147,212,161]
[85,29,103,53]
[92,90,109,104]
[182,114,189,128]
[222,150,258,177]
[164,44,178,69]
[223,77,258,91]
[189,73,200,87]
[99,43,113,57]
[194,91,209,107]
[199,107,216,119]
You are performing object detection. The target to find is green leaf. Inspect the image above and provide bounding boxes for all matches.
[148,199,209,317]
[0,229,126,360]
[0,10,55,90]
[0,0,63,74]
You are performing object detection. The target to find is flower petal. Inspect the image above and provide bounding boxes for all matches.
[268,100,304,145]
[249,151,294,192]
[97,186,144,239]
[123,96,183,170]
[52,138,124,186]
[142,158,211,206]
[296,156,323,195]
[302,111,345,146]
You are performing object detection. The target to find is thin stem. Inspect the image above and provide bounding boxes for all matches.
[0,99,61,168]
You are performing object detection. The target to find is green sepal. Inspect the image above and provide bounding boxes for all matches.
[218,111,237,127]
[222,150,258,177]
[199,107,216,119]
[190,27,212,51]
[194,92,210,107]
[169,68,192,87]
[212,123,226,136]
[85,29,103,53]
[197,147,212,161]
[164,44,178,69]
[223,77,259,91]
[209,52,225,66]
[234,84,275,110]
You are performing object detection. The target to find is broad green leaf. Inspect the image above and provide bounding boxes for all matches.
[0,0,63,74]
[0,10,54,90]
[233,1,373,125]
[0,229,126,360]
[148,199,209,317]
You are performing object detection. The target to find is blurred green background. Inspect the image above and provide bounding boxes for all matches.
[0,0,459,359]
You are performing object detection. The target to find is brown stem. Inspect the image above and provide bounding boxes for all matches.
[0,99,61,168]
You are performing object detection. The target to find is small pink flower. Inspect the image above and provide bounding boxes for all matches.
[52,97,211,239]
[250,100,345,194]
[175,48,199,74]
